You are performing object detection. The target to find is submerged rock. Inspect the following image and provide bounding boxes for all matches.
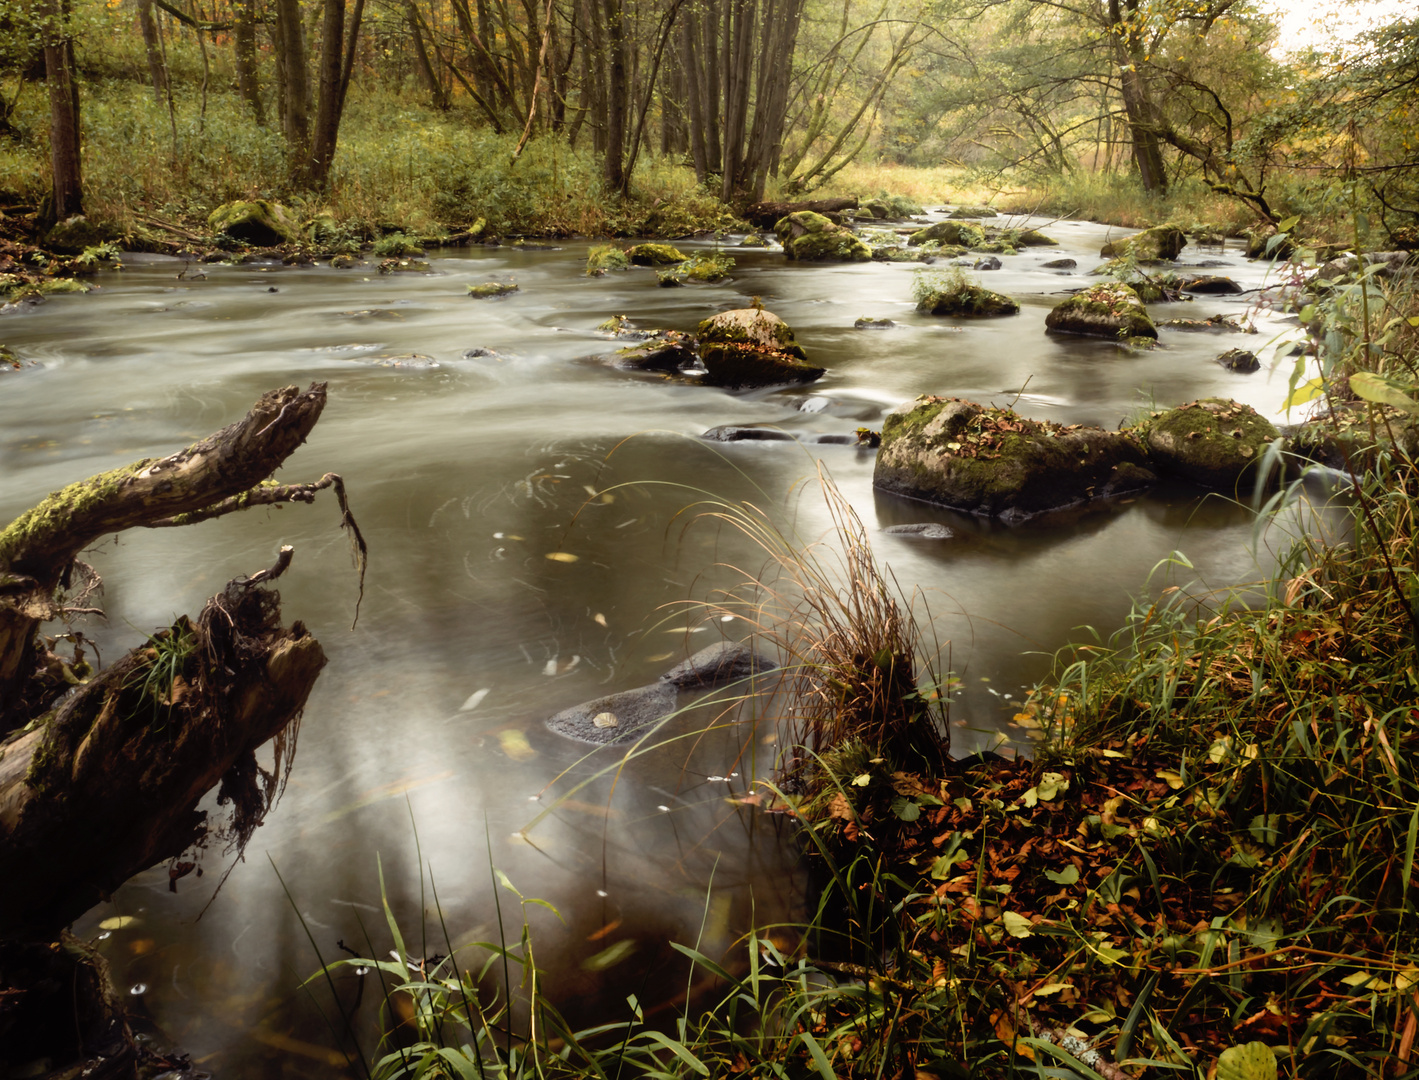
[660,640,777,688]
[774,211,872,261]
[1215,348,1260,373]
[1100,224,1186,262]
[375,353,440,369]
[208,200,300,246]
[882,523,954,539]
[854,317,899,329]
[701,426,796,442]
[1138,398,1279,489]
[873,396,1156,522]
[1045,282,1157,340]
[1043,258,1077,270]
[546,681,679,745]
[1157,314,1254,334]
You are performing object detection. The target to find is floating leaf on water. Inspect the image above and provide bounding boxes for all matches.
[647,652,673,662]
[99,916,137,931]
[1044,865,1079,885]
[1215,1041,1278,1080]
[545,551,578,563]
[594,613,608,627]
[664,626,707,634]
[592,712,619,729]
[1001,911,1034,938]
[498,729,536,761]
[587,918,623,942]
[459,688,490,712]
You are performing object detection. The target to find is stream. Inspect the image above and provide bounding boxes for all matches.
[0,213,1319,1075]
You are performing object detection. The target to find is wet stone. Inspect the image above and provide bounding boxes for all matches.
[1216,348,1260,373]
[701,426,796,442]
[1042,258,1076,269]
[883,523,954,539]
[660,640,778,689]
[546,681,678,745]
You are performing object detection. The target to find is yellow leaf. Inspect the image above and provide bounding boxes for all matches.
[545,551,578,562]
[99,915,137,931]
[851,772,872,787]
[1156,769,1184,789]
[1031,982,1074,997]
[1001,911,1034,938]
[499,729,536,761]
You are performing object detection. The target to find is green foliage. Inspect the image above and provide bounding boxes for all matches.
[371,233,425,258]
[124,618,197,731]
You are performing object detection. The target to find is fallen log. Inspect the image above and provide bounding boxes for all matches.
[742,196,859,229]
[0,383,365,938]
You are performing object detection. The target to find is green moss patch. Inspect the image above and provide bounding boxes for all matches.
[1045,282,1157,340]
[624,243,686,265]
[585,244,630,274]
[1137,397,1279,489]
[467,282,519,298]
[698,342,825,389]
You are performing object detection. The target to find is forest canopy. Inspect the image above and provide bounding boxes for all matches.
[0,0,1412,244]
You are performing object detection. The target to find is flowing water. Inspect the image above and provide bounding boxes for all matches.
[0,215,1320,1075]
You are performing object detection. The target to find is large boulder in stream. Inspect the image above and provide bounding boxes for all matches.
[873,396,1156,522]
[774,211,872,261]
[1100,224,1186,262]
[1045,282,1157,340]
[582,331,697,373]
[208,200,300,246]
[696,307,825,389]
[908,221,986,248]
[1136,398,1280,490]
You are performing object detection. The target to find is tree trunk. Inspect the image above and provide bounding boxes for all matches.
[137,0,169,108]
[273,0,310,170]
[601,0,627,190]
[40,0,82,224]
[0,383,365,939]
[233,0,264,123]
[309,0,348,185]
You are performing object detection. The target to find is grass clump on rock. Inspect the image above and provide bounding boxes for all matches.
[585,244,630,274]
[911,267,1019,316]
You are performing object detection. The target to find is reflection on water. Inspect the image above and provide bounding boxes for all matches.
[0,219,1324,1074]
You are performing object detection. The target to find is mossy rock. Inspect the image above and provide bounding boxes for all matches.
[969,240,1017,255]
[1137,398,1279,489]
[739,234,768,247]
[44,215,108,254]
[947,206,998,219]
[625,243,687,265]
[679,252,734,282]
[586,332,696,373]
[1045,283,1157,340]
[1100,224,1186,261]
[586,245,630,273]
[998,227,1058,247]
[773,211,871,262]
[870,246,929,263]
[330,254,361,269]
[1216,348,1259,372]
[873,396,1155,522]
[854,317,898,329]
[1284,401,1419,468]
[1180,275,1242,294]
[698,342,825,389]
[917,283,1019,317]
[377,258,431,274]
[467,282,519,299]
[208,200,300,246]
[861,199,892,220]
[908,221,986,248]
[697,307,807,360]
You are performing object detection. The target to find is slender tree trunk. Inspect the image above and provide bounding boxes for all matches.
[407,1,449,109]
[233,0,264,123]
[273,0,310,169]
[309,0,348,185]
[601,0,627,190]
[137,0,169,107]
[40,0,81,224]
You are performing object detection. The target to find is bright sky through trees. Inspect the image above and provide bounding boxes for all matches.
[1267,0,1418,54]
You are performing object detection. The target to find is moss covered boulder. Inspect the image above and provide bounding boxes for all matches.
[625,243,687,265]
[586,245,630,273]
[698,343,825,389]
[916,282,1019,317]
[596,332,697,373]
[947,206,998,219]
[44,215,108,254]
[1138,398,1279,489]
[467,282,519,298]
[908,221,986,248]
[1100,224,1186,262]
[998,227,1058,247]
[208,200,300,246]
[873,396,1156,522]
[697,307,807,359]
[773,211,872,261]
[1045,283,1157,340]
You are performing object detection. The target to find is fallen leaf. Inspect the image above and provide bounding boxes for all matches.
[1002,911,1034,938]
[499,730,536,761]
[545,552,578,563]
